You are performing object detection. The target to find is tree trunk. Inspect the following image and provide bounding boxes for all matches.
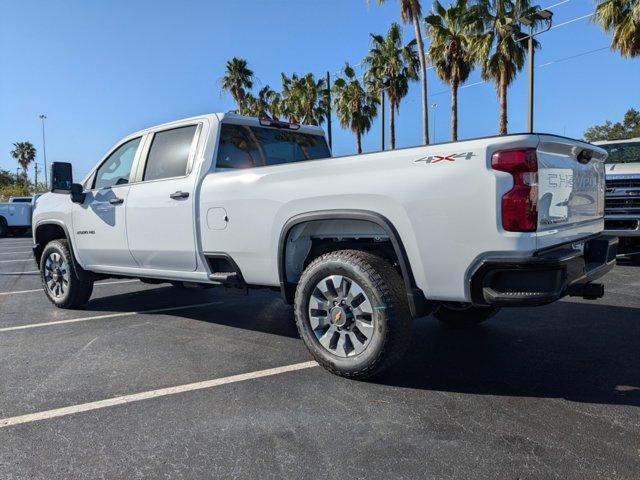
[356,132,362,154]
[390,101,396,150]
[498,72,508,135]
[450,79,459,142]
[412,14,429,145]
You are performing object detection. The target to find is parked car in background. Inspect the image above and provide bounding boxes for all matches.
[0,196,35,237]
[32,114,616,378]
[595,138,640,263]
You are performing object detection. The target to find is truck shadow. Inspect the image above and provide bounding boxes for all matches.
[83,286,640,407]
[375,301,640,407]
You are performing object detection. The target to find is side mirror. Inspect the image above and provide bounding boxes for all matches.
[50,162,73,193]
[50,162,85,204]
[70,183,86,204]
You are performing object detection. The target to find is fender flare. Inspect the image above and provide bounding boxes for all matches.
[277,209,432,318]
[33,220,82,271]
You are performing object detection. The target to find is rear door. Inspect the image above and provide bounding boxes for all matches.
[126,123,201,271]
[536,135,606,249]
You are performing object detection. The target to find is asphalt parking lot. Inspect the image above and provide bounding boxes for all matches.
[0,235,639,479]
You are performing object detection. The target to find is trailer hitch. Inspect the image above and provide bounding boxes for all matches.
[568,282,605,300]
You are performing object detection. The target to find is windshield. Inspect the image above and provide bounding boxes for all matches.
[216,124,331,169]
[600,141,640,164]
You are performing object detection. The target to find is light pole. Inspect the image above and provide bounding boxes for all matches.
[430,103,438,143]
[39,114,48,186]
[519,9,553,133]
[325,72,332,150]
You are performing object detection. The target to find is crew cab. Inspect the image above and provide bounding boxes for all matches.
[595,138,640,263]
[0,196,35,237]
[32,114,616,378]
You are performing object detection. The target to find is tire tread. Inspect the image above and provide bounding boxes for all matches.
[41,239,94,309]
[294,249,412,379]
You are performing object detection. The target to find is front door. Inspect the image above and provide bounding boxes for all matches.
[72,137,142,268]
[126,124,200,272]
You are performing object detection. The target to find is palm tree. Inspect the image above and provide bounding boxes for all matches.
[281,73,328,125]
[472,0,544,135]
[374,0,430,145]
[245,86,279,119]
[364,23,420,149]
[425,0,478,141]
[593,0,640,58]
[220,57,254,115]
[266,90,284,121]
[333,63,379,153]
[10,141,36,184]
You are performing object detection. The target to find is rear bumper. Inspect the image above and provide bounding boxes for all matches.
[469,235,618,307]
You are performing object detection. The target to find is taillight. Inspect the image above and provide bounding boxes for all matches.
[491,148,538,232]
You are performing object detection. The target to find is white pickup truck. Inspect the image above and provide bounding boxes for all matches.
[595,138,640,263]
[32,113,617,378]
[0,196,35,237]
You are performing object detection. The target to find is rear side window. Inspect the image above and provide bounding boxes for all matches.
[94,137,141,189]
[143,125,198,181]
[216,124,330,169]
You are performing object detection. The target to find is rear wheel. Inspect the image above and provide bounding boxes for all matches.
[0,218,7,238]
[40,239,94,309]
[294,250,412,379]
[433,303,500,328]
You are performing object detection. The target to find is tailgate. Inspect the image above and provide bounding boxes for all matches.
[536,135,606,250]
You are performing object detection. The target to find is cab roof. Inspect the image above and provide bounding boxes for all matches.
[126,113,326,140]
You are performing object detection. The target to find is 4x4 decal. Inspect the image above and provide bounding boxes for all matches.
[414,151,476,164]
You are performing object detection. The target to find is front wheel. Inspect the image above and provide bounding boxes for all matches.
[294,250,412,379]
[40,239,94,309]
[433,303,500,328]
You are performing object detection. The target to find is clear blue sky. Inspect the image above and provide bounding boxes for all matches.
[1,0,638,180]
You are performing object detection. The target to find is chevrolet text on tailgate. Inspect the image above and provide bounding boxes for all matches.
[32,114,617,378]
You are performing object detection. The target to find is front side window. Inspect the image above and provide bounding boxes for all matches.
[143,125,198,181]
[216,124,330,170]
[601,142,640,164]
[94,137,141,189]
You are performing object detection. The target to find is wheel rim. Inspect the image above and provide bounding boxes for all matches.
[43,251,70,299]
[308,274,375,358]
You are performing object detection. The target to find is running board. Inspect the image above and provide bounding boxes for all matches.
[208,272,241,286]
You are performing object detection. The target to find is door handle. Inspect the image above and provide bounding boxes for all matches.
[170,191,190,200]
[109,197,124,205]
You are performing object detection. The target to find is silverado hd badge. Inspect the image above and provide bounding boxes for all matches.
[414,151,475,164]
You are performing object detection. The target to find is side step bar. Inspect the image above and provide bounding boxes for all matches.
[208,272,242,286]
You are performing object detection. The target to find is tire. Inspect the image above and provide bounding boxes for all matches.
[294,249,412,379]
[433,303,500,328]
[40,239,94,309]
[0,218,7,238]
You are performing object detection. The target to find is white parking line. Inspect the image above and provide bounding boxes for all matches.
[0,258,32,263]
[0,271,39,275]
[0,251,31,256]
[0,279,139,296]
[0,301,221,333]
[0,361,318,428]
